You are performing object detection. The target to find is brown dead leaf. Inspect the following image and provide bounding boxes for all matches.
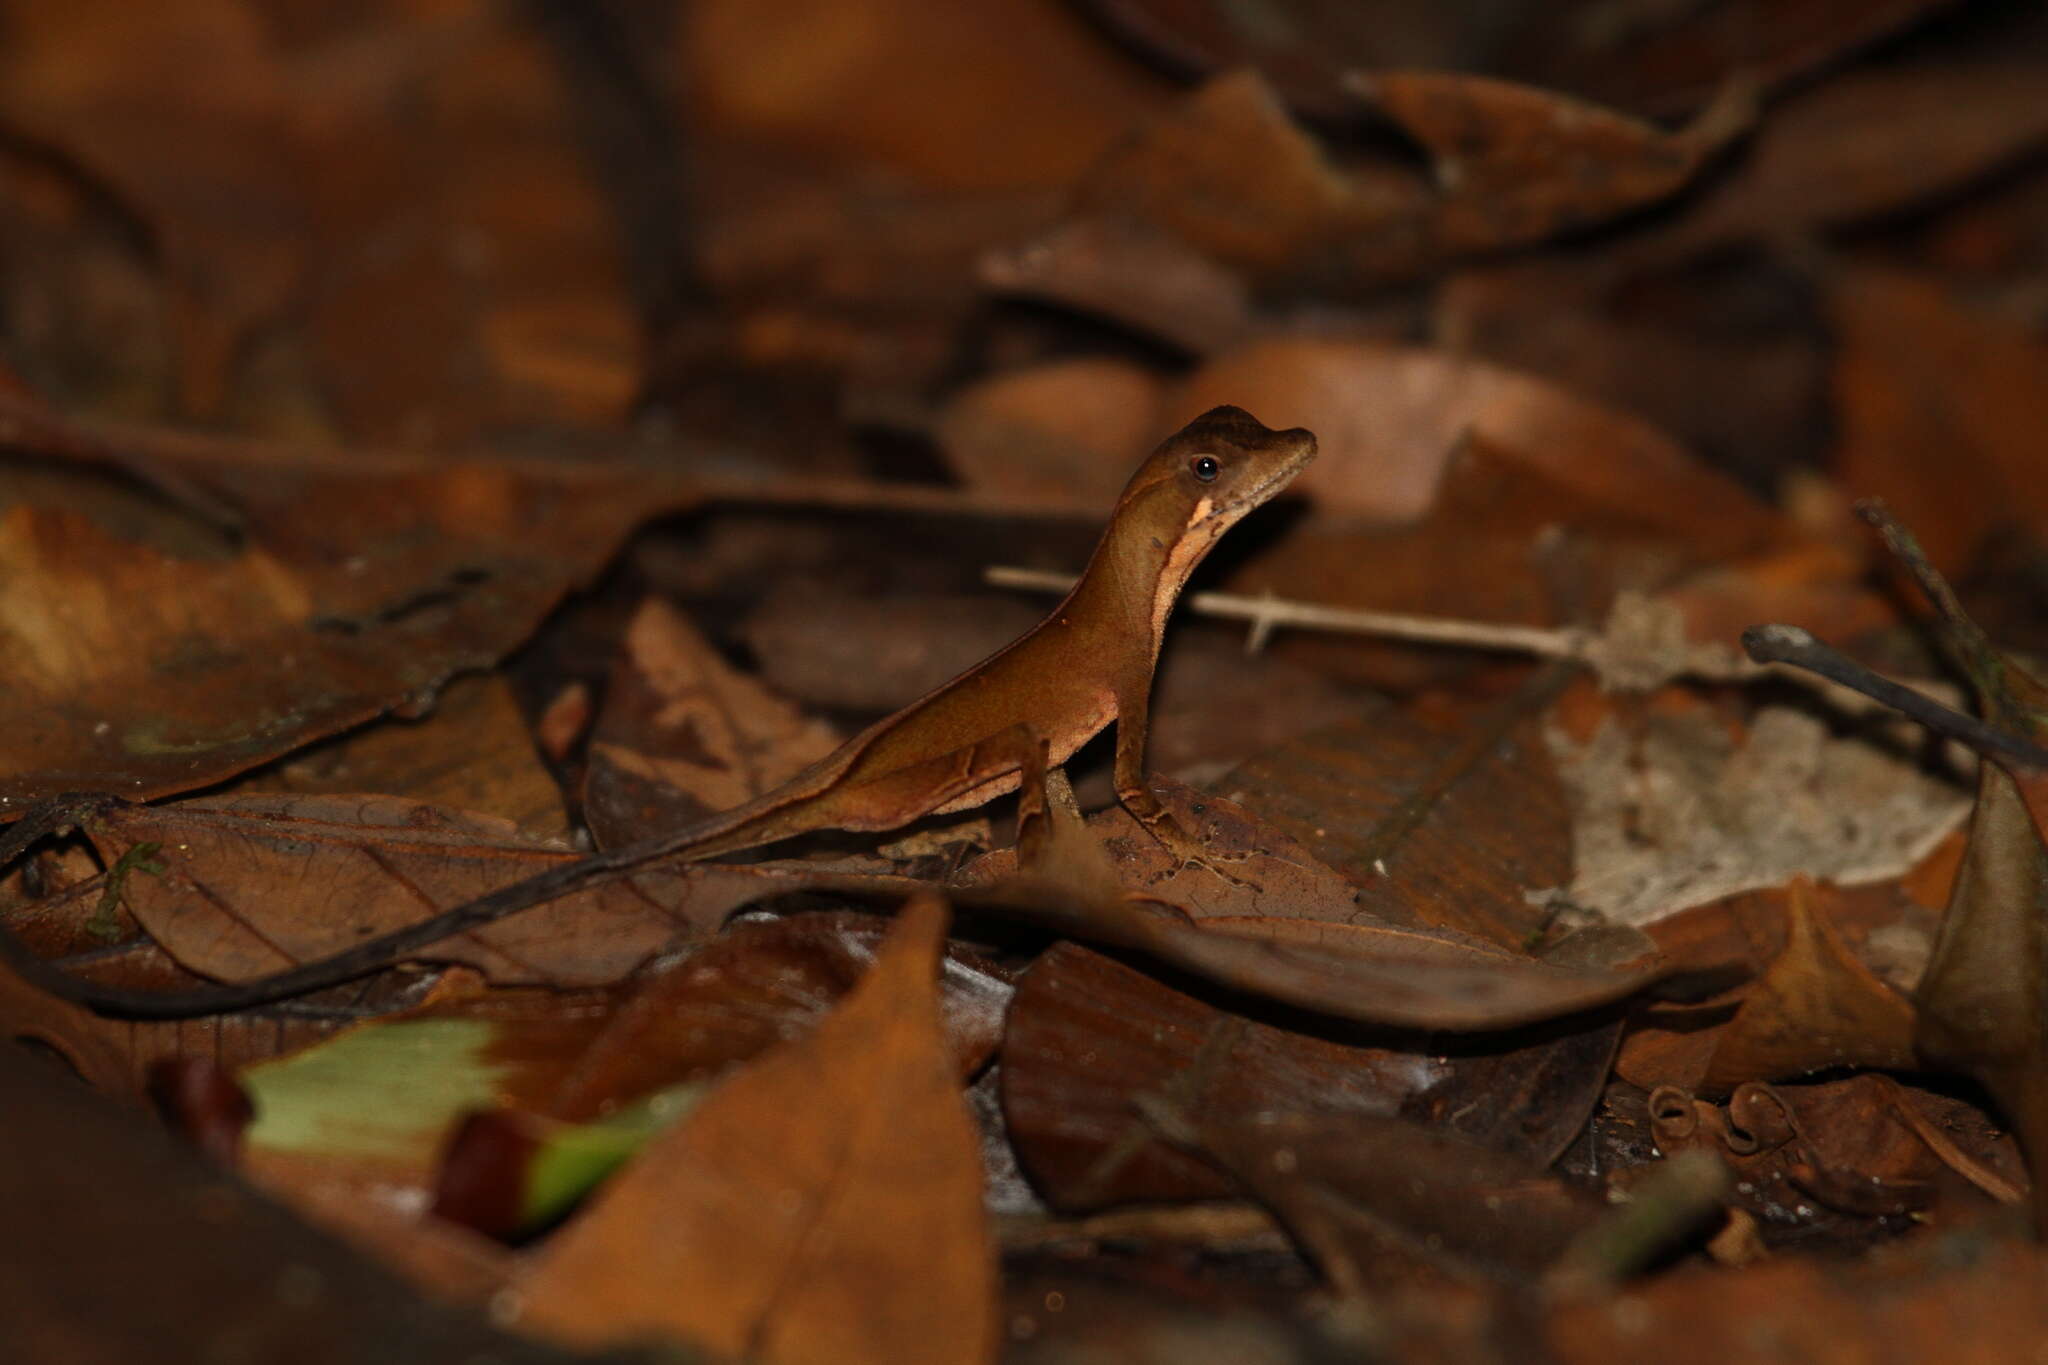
[958,776,1361,924]
[935,358,1165,505]
[1916,759,2048,1233]
[1070,69,1380,277]
[1549,1229,2048,1363]
[1829,268,2048,573]
[1069,68,1743,286]
[545,909,1014,1121]
[1628,60,2048,268]
[0,399,700,809]
[1159,1105,1608,1291]
[0,953,138,1101]
[235,672,570,843]
[1350,70,1751,262]
[977,216,1252,354]
[1619,876,1940,1093]
[583,598,842,848]
[1433,255,1832,492]
[1650,1073,2021,1245]
[0,1,307,419]
[740,587,1045,714]
[1174,338,1780,558]
[83,793,808,987]
[1223,695,1572,948]
[971,766,1662,1032]
[1001,940,1617,1212]
[682,0,1161,192]
[1697,877,1920,1092]
[1500,0,1956,119]
[516,893,996,1364]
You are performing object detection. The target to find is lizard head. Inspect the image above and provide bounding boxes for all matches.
[1094,406,1317,626]
[1119,404,1317,542]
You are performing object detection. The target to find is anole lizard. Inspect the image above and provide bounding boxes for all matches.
[12,405,1315,1015]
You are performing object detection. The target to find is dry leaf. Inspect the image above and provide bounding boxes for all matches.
[1001,940,1617,1211]
[1500,0,1954,118]
[935,357,1165,505]
[234,672,571,843]
[1351,70,1750,263]
[970,766,1663,1032]
[1548,689,1971,926]
[0,397,701,808]
[1628,61,2048,268]
[1697,877,1920,1091]
[84,794,810,986]
[583,597,842,848]
[1068,68,1743,285]
[545,909,1014,1121]
[1158,1105,1608,1291]
[1829,268,2048,573]
[1224,698,1572,947]
[1174,338,1780,559]
[516,893,996,1364]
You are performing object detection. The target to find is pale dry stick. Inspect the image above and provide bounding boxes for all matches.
[988,566,1592,657]
[989,568,1763,691]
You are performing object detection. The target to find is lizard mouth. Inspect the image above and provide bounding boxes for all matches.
[1208,433,1317,521]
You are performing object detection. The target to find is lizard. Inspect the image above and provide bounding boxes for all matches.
[5,404,1315,1015]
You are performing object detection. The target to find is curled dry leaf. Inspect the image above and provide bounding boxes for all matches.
[1648,1075,2020,1242]
[1916,760,2048,1233]
[583,597,842,848]
[83,793,830,987]
[1001,940,1617,1212]
[1150,1103,1608,1292]
[1783,512,2048,1234]
[544,909,1014,1121]
[1696,878,1919,1093]
[1618,876,1939,1093]
[0,954,137,1101]
[1067,68,1743,287]
[1348,70,1751,262]
[515,894,997,1364]
[968,766,1662,1032]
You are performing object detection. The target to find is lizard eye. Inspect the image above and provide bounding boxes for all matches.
[1189,454,1220,482]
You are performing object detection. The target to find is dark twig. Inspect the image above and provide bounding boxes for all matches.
[0,808,667,1017]
[1741,624,2048,771]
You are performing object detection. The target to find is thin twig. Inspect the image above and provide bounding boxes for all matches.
[985,566,1591,657]
[1741,624,2048,770]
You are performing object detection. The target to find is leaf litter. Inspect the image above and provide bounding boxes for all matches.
[6,4,2048,1361]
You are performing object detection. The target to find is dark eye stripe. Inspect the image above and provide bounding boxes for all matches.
[1190,455,1219,482]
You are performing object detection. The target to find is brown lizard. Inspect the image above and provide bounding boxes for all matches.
[10,405,1315,1015]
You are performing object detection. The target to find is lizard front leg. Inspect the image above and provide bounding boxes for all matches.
[1111,671,1257,889]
